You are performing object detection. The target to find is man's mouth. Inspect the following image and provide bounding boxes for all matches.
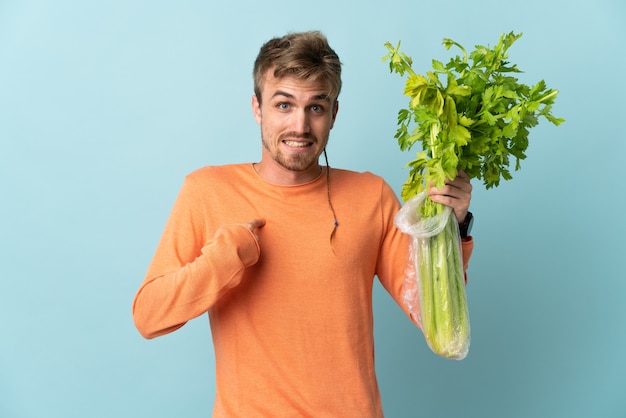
[282,140,313,148]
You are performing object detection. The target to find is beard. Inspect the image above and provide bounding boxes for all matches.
[261,132,323,172]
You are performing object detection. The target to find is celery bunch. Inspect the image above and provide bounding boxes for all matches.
[384,32,563,359]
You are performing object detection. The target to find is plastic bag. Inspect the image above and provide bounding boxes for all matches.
[395,191,470,360]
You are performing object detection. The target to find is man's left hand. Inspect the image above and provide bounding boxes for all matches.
[427,170,472,223]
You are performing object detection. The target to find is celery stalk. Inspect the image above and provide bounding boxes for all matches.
[415,203,470,359]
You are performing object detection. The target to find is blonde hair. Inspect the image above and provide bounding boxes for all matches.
[253,31,342,104]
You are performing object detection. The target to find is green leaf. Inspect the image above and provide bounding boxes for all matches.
[384,32,564,200]
[458,115,475,127]
[526,101,540,112]
[449,124,471,146]
[432,59,446,72]
[482,111,498,126]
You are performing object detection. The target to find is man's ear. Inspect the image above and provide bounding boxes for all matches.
[330,100,339,129]
[252,95,262,124]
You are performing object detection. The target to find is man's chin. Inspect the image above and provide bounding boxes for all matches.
[278,158,318,173]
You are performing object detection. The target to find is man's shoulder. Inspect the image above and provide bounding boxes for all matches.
[186,163,252,183]
[175,164,254,196]
[332,168,387,187]
[332,168,400,205]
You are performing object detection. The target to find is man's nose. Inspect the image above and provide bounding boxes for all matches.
[291,109,311,134]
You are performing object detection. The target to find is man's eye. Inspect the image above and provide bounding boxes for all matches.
[277,103,290,110]
[310,105,325,113]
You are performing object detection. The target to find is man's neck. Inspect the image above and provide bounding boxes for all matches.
[253,161,323,186]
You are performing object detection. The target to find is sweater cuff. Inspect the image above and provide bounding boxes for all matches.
[207,224,261,268]
[236,225,261,267]
[461,236,474,285]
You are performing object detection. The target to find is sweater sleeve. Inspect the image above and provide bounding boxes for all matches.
[461,236,474,284]
[132,176,260,339]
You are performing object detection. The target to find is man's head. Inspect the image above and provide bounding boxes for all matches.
[253,31,342,105]
[251,31,343,184]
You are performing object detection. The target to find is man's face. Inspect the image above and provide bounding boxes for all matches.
[252,71,338,175]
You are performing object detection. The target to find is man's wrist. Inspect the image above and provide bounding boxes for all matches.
[459,211,473,238]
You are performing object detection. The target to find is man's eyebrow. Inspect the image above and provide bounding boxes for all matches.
[271,90,294,100]
[313,94,331,102]
[271,90,331,101]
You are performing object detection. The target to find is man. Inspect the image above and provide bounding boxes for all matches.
[133,31,473,417]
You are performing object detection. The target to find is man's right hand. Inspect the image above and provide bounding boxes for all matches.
[244,218,266,241]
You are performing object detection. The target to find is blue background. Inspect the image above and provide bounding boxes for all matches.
[1,1,624,417]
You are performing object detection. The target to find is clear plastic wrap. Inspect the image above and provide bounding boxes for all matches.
[395,191,470,360]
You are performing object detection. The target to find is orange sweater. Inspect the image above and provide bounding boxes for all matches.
[132,164,473,417]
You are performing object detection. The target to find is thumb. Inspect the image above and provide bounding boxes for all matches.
[247,218,266,230]
[244,219,266,239]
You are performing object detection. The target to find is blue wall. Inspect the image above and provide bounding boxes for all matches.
[1,1,624,417]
